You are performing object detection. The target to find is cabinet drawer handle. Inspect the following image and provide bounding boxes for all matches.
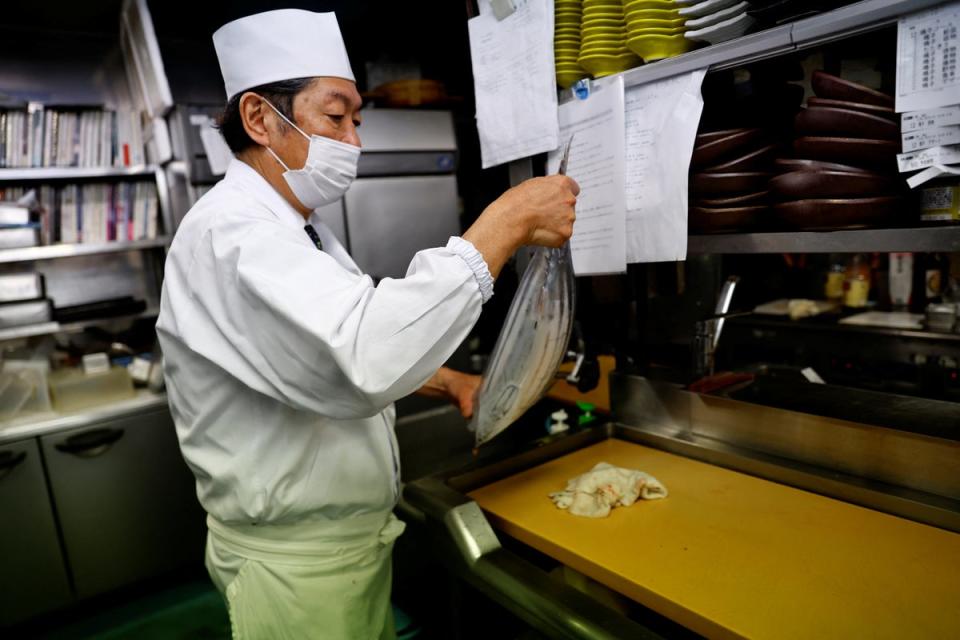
[55,428,124,458]
[0,450,27,480]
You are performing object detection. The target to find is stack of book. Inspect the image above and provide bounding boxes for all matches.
[0,182,159,247]
[0,103,145,169]
[0,202,38,249]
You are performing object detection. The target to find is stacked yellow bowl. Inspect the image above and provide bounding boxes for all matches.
[555,0,588,88]
[624,0,695,62]
[578,0,640,78]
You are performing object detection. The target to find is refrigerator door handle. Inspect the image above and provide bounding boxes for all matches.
[55,428,125,458]
[0,450,27,480]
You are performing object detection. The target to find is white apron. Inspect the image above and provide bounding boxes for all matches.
[205,512,406,639]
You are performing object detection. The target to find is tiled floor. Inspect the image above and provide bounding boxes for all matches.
[31,579,230,640]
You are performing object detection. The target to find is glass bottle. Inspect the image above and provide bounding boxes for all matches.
[825,254,846,301]
[843,254,871,309]
[925,252,947,305]
[888,252,913,311]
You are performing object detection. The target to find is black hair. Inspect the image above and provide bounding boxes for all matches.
[216,77,315,154]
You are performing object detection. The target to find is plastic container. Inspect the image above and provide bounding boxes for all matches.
[48,366,135,413]
[2,360,52,416]
[925,303,958,333]
[0,371,33,421]
[920,179,960,223]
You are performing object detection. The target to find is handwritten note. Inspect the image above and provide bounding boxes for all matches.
[902,105,960,131]
[897,143,960,172]
[548,77,626,275]
[623,70,707,263]
[468,0,559,168]
[897,3,960,112]
[902,124,960,152]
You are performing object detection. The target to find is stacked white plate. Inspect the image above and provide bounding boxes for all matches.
[674,0,756,44]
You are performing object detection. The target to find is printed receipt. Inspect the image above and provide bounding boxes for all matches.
[897,3,960,112]
[548,76,627,275]
[468,0,559,168]
[623,70,707,263]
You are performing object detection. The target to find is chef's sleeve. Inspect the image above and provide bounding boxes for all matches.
[225,224,490,419]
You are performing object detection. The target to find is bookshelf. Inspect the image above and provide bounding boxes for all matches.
[0,165,157,181]
[0,2,174,347]
[0,388,168,445]
[0,238,168,264]
[0,306,159,341]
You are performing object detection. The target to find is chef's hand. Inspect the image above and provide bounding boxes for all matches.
[463,175,579,279]
[416,367,482,419]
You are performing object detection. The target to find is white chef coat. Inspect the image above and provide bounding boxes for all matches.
[156,158,493,525]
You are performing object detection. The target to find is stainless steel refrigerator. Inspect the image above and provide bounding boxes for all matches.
[314,108,461,280]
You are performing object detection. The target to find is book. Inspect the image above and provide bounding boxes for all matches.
[0,227,39,249]
[60,184,78,244]
[28,102,44,168]
[0,204,30,226]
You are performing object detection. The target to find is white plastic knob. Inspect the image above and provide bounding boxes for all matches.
[549,409,570,434]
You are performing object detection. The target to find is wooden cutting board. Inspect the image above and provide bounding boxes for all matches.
[468,439,960,639]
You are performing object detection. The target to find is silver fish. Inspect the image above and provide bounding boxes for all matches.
[469,137,577,446]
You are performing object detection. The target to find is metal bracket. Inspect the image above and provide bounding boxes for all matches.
[444,501,502,565]
[491,0,517,21]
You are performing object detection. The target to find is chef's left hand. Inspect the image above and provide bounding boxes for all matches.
[417,367,481,419]
[443,368,482,419]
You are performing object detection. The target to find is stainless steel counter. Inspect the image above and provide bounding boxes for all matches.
[400,373,960,638]
[0,391,168,445]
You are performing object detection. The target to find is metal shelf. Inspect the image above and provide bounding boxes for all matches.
[619,0,948,88]
[622,23,794,88]
[0,307,159,342]
[0,165,158,181]
[688,226,960,254]
[791,0,949,48]
[731,314,960,344]
[0,237,169,263]
[0,390,168,444]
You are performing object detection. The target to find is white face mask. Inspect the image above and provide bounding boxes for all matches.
[261,98,360,210]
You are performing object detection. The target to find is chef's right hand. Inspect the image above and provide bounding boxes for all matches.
[496,175,580,248]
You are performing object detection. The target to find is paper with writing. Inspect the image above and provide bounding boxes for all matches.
[897,143,960,172]
[468,0,559,168]
[897,4,960,113]
[622,70,707,263]
[548,76,627,275]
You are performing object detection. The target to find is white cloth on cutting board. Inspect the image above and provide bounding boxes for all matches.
[549,462,668,518]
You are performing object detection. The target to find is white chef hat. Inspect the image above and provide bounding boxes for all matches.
[213,9,355,100]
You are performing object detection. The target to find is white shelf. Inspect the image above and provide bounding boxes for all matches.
[0,237,169,263]
[688,226,960,254]
[0,389,168,444]
[0,165,158,181]
[0,307,159,342]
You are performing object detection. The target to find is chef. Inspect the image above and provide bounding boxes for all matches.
[156,8,577,639]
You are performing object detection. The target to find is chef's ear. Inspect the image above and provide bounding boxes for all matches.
[238,92,275,148]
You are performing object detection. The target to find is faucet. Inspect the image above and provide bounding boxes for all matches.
[558,321,601,393]
[694,276,741,378]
